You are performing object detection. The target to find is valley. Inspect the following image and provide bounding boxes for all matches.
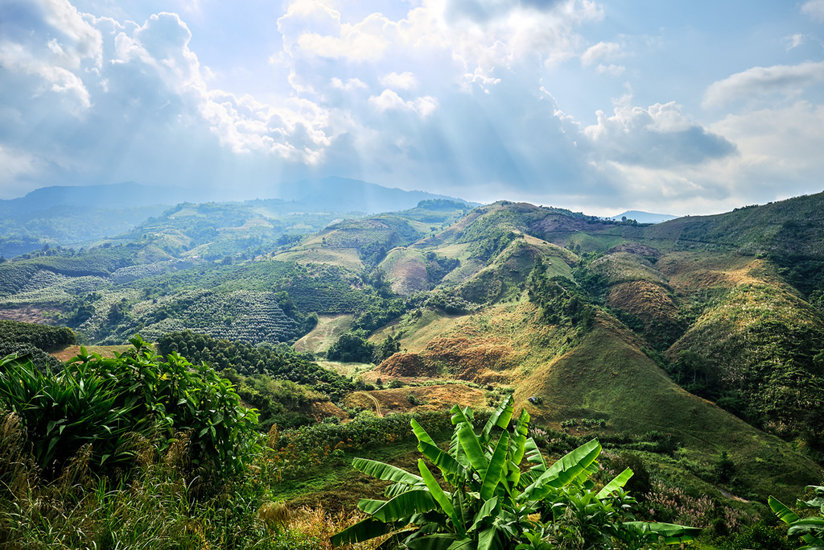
[2,185,824,548]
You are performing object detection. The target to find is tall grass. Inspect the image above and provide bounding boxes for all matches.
[0,408,384,549]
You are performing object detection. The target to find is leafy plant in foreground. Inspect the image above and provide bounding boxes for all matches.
[770,485,824,548]
[331,396,699,548]
[0,336,260,481]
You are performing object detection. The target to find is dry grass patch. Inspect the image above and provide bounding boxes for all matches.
[0,306,59,324]
[294,314,354,354]
[51,344,135,362]
[347,385,486,416]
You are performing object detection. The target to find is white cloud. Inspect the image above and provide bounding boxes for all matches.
[331,77,368,91]
[584,99,736,167]
[368,89,438,117]
[0,41,91,109]
[784,33,805,50]
[581,40,620,66]
[802,0,824,22]
[35,0,103,67]
[710,100,824,184]
[703,61,824,108]
[380,71,418,90]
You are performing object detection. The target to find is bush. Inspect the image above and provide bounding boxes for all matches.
[332,397,699,548]
[327,333,375,363]
[0,336,259,481]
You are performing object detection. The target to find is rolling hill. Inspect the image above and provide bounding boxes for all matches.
[1,190,823,505]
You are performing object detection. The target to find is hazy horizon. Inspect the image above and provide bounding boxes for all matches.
[2,0,824,216]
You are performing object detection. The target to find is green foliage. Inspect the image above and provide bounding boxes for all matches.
[222,369,325,431]
[0,336,259,480]
[423,290,477,314]
[714,451,736,484]
[351,296,408,332]
[770,485,824,548]
[0,319,75,352]
[332,397,699,548]
[529,260,596,330]
[158,330,355,401]
[0,319,74,373]
[374,333,402,363]
[424,251,460,284]
[327,332,376,363]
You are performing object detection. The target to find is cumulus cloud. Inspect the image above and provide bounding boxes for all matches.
[703,61,824,108]
[584,100,737,167]
[3,0,823,216]
[369,89,438,117]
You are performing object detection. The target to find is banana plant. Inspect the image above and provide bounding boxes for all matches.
[330,396,699,549]
[770,485,824,548]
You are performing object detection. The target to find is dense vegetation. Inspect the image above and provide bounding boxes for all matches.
[0,319,75,352]
[0,337,259,481]
[2,188,824,547]
[157,330,355,401]
[332,397,699,548]
[0,319,73,372]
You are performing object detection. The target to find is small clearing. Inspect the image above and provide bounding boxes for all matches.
[294,314,354,354]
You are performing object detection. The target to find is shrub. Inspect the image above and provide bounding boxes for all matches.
[770,485,824,547]
[331,397,699,548]
[327,333,375,363]
[0,336,259,481]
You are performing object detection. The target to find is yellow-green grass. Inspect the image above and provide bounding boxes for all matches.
[372,309,466,354]
[368,299,822,501]
[590,251,669,287]
[378,248,430,295]
[345,384,487,416]
[318,360,375,379]
[514,318,822,502]
[273,247,363,271]
[52,344,137,362]
[294,314,354,354]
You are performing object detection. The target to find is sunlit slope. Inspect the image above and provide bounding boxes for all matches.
[274,203,467,270]
[641,191,824,255]
[514,316,822,501]
[376,300,822,501]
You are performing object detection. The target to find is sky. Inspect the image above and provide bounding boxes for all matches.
[1,0,824,216]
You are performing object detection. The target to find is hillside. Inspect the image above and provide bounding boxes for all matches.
[2,191,824,514]
[0,179,470,258]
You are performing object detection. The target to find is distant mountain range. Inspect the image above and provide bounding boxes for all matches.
[611,210,676,224]
[0,178,472,256]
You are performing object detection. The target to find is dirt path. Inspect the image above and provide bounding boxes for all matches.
[362,392,383,417]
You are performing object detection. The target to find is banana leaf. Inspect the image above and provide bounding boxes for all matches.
[519,439,601,502]
[481,431,510,500]
[624,521,702,544]
[419,459,466,537]
[353,457,423,485]
[482,395,514,441]
[596,467,633,499]
[358,490,438,522]
[330,517,395,546]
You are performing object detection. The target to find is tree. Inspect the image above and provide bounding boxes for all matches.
[331,396,699,548]
[327,333,375,363]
